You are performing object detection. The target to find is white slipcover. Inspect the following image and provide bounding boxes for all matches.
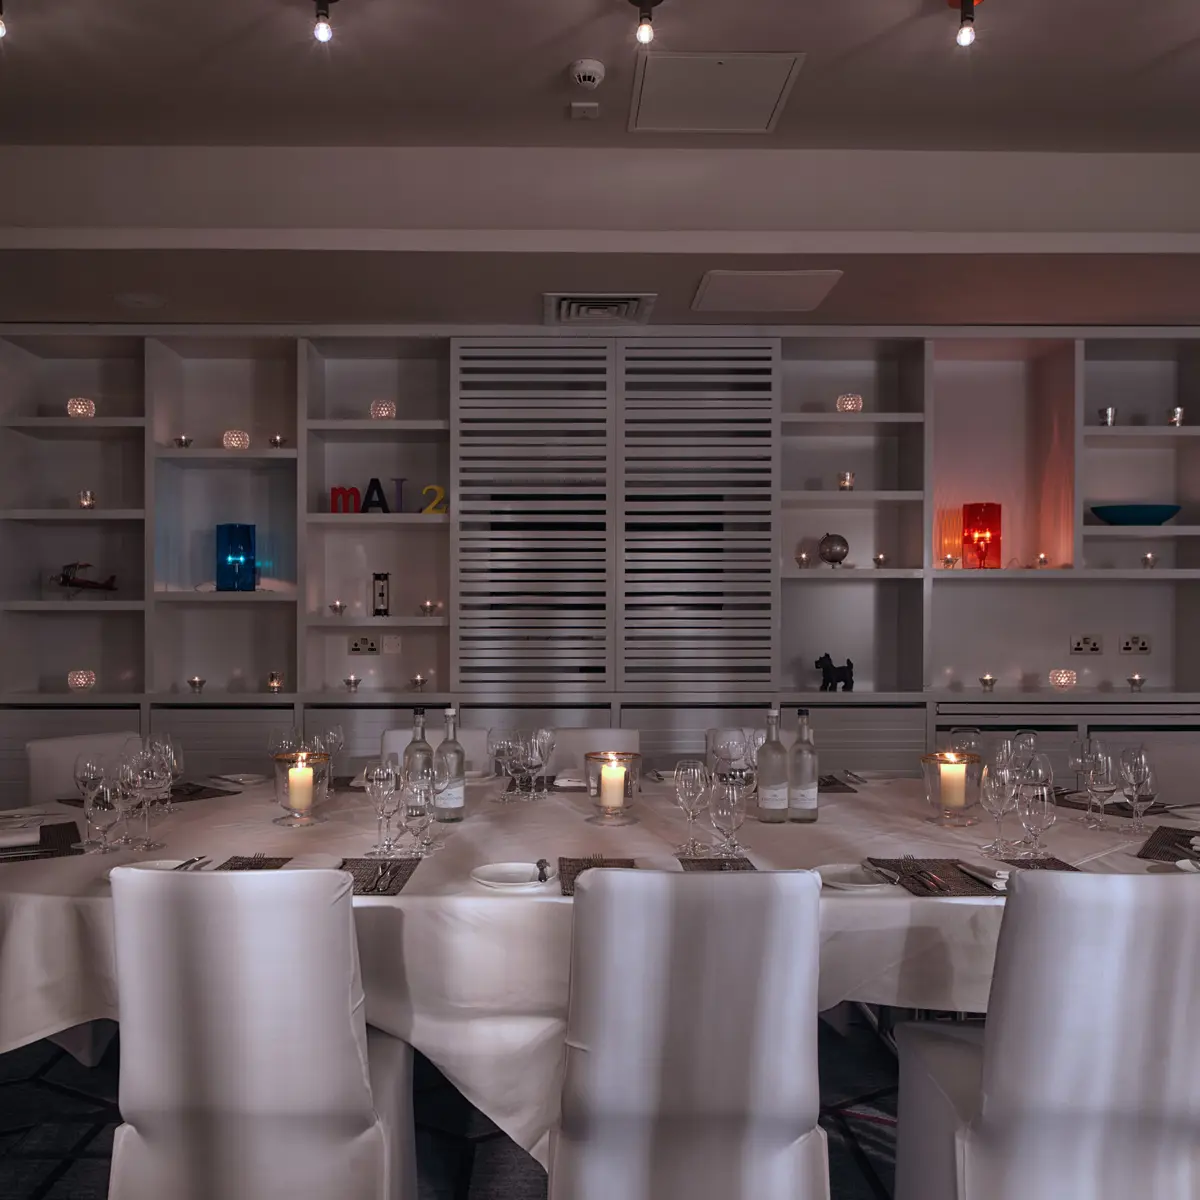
[381,725,490,773]
[546,728,640,775]
[895,871,1200,1200]
[26,731,139,805]
[108,866,415,1200]
[550,869,830,1200]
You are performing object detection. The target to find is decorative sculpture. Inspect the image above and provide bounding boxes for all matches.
[815,653,854,692]
[50,563,117,597]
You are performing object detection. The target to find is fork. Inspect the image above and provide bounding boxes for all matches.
[901,854,946,893]
[251,851,265,864]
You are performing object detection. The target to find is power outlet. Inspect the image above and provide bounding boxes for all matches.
[1120,634,1152,655]
[382,635,403,655]
[1069,633,1104,655]
[349,636,380,656]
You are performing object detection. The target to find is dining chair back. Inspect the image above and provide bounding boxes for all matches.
[26,731,139,805]
[551,869,830,1200]
[547,728,640,775]
[380,726,490,773]
[108,866,414,1200]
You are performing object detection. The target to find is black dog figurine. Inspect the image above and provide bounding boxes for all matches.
[815,653,854,692]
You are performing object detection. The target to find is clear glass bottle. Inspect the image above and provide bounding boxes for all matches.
[788,707,819,823]
[433,707,466,823]
[756,709,789,824]
[403,707,434,780]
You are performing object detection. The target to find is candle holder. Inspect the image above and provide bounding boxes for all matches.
[979,674,997,693]
[188,676,206,693]
[921,751,981,827]
[410,673,428,692]
[1049,668,1077,691]
[872,553,887,569]
[328,601,347,616]
[222,430,251,450]
[267,671,285,693]
[418,600,438,617]
[268,434,287,448]
[795,551,811,569]
[67,669,96,691]
[1128,673,1146,693]
[838,471,855,491]
[584,751,641,827]
[272,749,331,827]
[1036,553,1049,569]
[1098,407,1117,427]
[1142,552,1158,569]
[173,435,193,448]
[77,490,96,510]
[942,554,957,570]
[1169,407,1185,427]
[66,398,96,419]
[962,502,1001,569]
[370,399,397,420]
[343,674,361,693]
[836,393,863,413]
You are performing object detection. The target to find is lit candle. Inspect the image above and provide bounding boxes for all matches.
[600,756,626,810]
[288,759,314,813]
[940,754,967,810]
[1036,552,1049,568]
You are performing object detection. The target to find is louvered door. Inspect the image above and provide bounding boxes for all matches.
[452,341,614,693]
[618,341,778,693]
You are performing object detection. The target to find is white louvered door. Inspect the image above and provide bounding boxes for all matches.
[617,341,779,694]
[452,341,615,694]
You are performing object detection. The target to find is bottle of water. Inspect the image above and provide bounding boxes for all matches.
[403,707,434,780]
[788,708,818,823]
[756,709,789,824]
[433,708,466,823]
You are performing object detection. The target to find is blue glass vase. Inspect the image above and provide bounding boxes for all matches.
[215,524,256,592]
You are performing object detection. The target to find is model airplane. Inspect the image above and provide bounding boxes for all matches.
[50,563,117,596]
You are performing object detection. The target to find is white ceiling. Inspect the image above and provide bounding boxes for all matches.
[0,0,1198,150]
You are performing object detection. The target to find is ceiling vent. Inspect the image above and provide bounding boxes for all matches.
[544,293,657,325]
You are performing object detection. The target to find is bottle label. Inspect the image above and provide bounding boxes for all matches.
[759,784,788,810]
[436,781,465,810]
[789,785,818,810]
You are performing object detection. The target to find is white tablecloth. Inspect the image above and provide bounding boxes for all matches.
[0,777,1189,1167]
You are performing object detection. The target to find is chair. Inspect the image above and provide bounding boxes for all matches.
[108,866,415,1200]
[550,869,830,1200]
[547,728,640,776]
[380,726,490,773]
[25,731,139,805]
[895,872,1200,1200]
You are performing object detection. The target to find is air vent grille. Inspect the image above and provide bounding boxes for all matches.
[543,294,657,326]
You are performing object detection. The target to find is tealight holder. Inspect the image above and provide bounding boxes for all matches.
[268,434,287,448]
[343,674,361,693]
[267,671,285,693]
[942,554,957,570]
[1098,407,1117,427]
[272,749,331,827]
[418,600,438,617]
[188,676,206,693]
[77,490,96,510]
[796,551,811,569]
[222,430,251,450]
[838,471,855,491]
[173,435,193,448]
[1143,552,1158,569]
[836,393,863,413]
[410,673,428,692]
[1036,553,1049,569]
[328,601,347,616]
[1128,673,1146,693]
[921,751,981,827]
[66,398,96,419]
[585,751,641,827]
[370,399,397,420]
[67,669,96,691]
[1169,407,1185,427]
[1049,668,1077,691]
[979,674,997,693]
[872,553,887,569]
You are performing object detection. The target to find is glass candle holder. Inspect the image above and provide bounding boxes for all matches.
[836,393,863,413]
[419,600,438,617]
[921,752,981,827]
[979,673,997,692]
[1049,668,1077,691]
[1128,673,1146,693]
[268,434,287,448]
[67,669,96,691]
[77,490,96,510]
[222,429,251,450]
[188,676,205,693]
[872,553,887,568]
[370,399,397,419]
[272,750,331,827]
[343,674,361,692]
[173,435,193,448]
[328,600,347,616]
[838,471,855,491]
[585,751,641,826]
[66,398,96,418]
[267,671,285,693]
[1142,552,1157,569]
[1169,407,1185,427]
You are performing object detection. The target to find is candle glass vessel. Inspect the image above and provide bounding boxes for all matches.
[272,748,331,827]
[961,502,1002,569]
[585,751,641,826]
[921,751,982,827]
[77,490,96,510]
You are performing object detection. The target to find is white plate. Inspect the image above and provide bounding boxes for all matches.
[214,773,267,786]
[470,861,558,891]
[815,862,895,892]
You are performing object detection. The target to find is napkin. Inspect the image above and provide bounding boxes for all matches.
[956,860,1010,891]
[1176,859,1200,874]
[0,828,41,850]
[553,770,587,789]
[1189,837,1200,852]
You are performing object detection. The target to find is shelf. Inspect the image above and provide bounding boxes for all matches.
[307,616,449,628]
[307,512,449,526]
[0,509,145,522]
[308,419,449,441]
[938,569,1200,581]
[0,600,146,612]
[0,417,146,440]
[153,591,298,604]
[933,569,1074,580]
[1083,428,1200,448]
[0,692,142,705]
[778,692,928,705]
[782,569,923,580]
[781,491,924,507]
[155,448,298,462]
[146,691,299,705]
[1081,525,1200,538]
[782,413,924,429]
[301,690,454,705]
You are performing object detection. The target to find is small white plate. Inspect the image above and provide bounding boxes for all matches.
[815,863,895,892]
[470,861,558,891]
[214,773,267,786]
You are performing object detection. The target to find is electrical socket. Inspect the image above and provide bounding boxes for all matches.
[382,635,403,655]
[1120,634,1152,655]
[1069,633,1104,655]
[349,636,380,656]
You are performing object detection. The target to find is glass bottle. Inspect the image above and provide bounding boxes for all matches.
[433,707,466,823]
[788,708,818,823]
[756,709,789,824]
[403,707,434,780]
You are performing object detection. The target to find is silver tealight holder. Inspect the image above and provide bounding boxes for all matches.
[979,673,997,693]
[328,600,347,616]
[188,676,206,694]
[343,674,361,693]
[1143,552,1158,569]
[1098,407,1117,427]
[418,599,438,617]
[268,434,287,448]
[410,673,428,692]
[872,553,887,569]
[796,551,811,569]
[1169,407,1185,427]
[1128,673,1146,693]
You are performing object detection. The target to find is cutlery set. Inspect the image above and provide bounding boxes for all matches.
[362,861,404,894]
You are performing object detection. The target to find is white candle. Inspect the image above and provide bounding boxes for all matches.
[288,762,314,813]
[600,759,626,810]
[940,757,967,810]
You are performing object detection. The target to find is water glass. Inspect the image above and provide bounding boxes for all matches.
[363,760,400,858]
[71,751,105,850]
[486,728,519,802]
[85,783,122,854]
[673,759,711,856]
[129,746,170,851]
[710,730,747,777]
[402,767,438,858]
[533,728,556,792]
[709,780,747,858]
[1085,751,1118,830]
[1016,782,1056,859]
[979,764,1018,859]
[1126,765,1158,834]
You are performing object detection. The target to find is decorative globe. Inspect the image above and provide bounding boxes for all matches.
[818,532,850,566]
[67,670,96,691]
[370,400,397,420]
[836,393,863,413]
[222,430,250,450]
[66,398,96,418]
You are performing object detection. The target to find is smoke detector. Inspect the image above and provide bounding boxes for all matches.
[571,59,606,90]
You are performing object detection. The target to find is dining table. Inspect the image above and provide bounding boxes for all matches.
[0,771,1192,1169]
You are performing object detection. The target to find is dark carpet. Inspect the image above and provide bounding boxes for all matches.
[0,1006,896,1199]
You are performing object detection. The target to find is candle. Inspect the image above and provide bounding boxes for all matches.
[1036,553,1049,568]
[940,755,967,810]
[288,760,314,813]
[600,757,626,810]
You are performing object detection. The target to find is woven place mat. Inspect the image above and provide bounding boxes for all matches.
[1054,790,1168,819]
[341,857,420,896]
[214,856,292,871]
[1000,856,1081,872]
[819,775,857,794]
[505,776,557,794]
[1137,825,1198,864]
[678,856,756,872]
[0,821,84,863]
[172,782,239,802]
[868,857,1008,898]
[558,856,636,896]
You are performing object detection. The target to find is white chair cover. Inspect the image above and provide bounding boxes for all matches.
[25,731,139,805]
[895,871,1200,1200]
[547,728,640,776]
[108,866,415,1200]
[380,726,490,774]
[551,869,830,1200]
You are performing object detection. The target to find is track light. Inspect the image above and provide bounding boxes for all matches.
[314,0,336,43]
[629,0,662,46]
[956,0,976,46]
[0,1,8,39]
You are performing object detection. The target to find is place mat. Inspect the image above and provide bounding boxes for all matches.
[1136,825,1199,864]
[171,782,238,802]
[0,821,84,863]
[341,857,420,896]
[506,776,557,794]
[999,856,1081,872]
[819,775,857,794]
[867,857,1004,898]
[214,855,292,871]
[678,856,757,872]
[1054,791,1167,819]
[558,856,637,896]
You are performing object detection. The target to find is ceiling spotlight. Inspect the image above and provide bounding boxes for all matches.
[956,0,976,46]
[629,0,663,46]
[314,0,337,43]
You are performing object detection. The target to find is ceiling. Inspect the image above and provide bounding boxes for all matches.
[4,249,1200,325]
[0,0,1198,150]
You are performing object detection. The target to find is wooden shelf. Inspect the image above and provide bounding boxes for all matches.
[307,616,449,628]
[0,600,146,612]
[307,512,449,526]
[0,417,146,440]
[0,509,145,521]
[153,591,298,603]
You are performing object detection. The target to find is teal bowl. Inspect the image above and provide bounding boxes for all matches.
[1090,504,1182,526]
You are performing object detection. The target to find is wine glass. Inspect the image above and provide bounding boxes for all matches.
[402,764,438,857]
[950,727,983,757]
[85,782,122,854]
[1016,782,1056,860]
[153,736,184,814]
[363,760,399,859]
[486,728,518,802]
[989,737,1015,772]
[1085,751,1119,830]
[1125,764,1158,834]
[512,734,543,799]
[711,730,747,781]
[979,763,1018,859]
[136,745,171,850]
[673,759,711,856]
[709,778,747,858]
[269,726,303,758]
[533,727,556,792]
[71,751,105,850]
[106,752,139,848]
